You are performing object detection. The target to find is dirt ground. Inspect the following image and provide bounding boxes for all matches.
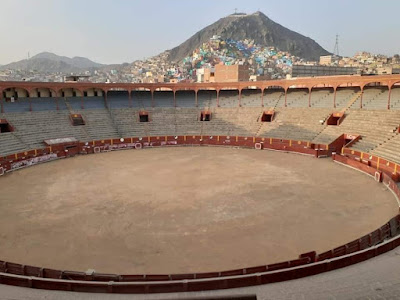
[0,147,398,274]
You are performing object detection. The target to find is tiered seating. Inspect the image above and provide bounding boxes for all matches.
[3,111,88,148]
[0,132,28,157]
[259,108,331,141]
[176,91,195,107]
[241,89,262,107]
[310,89,334,108]
[83,97,105,109]
[30,97,58,111]
[66,97,82,110]
[73,110,119,140]
[154,91,174,107]
[175,108,201,135]
[285,90,309,108]
[107,91,130,109]
[390,87,400,110]
[219,90,238,107]
[371,134,400,164]
[361,88,388,110]
[3,99,30,113]
[314,110,400,152]
[263,90,284,108]
[132,91,152,108]
[198,91,217,108]
[110,108,147,137]
[335,88,359,109]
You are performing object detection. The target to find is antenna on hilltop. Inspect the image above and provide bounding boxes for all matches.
[234,8,238,14]
[333,34,340,57]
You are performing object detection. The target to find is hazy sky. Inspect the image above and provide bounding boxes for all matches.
[1,0,399,65]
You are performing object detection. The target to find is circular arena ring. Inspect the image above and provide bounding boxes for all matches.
[0,135,400,294]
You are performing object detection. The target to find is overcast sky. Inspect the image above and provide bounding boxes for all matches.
[1,0,399,65]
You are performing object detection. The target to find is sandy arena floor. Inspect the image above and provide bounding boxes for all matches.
[0,147,398,274]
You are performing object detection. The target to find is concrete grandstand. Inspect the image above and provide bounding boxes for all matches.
[1,75,400,296]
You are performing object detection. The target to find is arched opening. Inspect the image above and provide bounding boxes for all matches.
[30,88,58,111]
[241,86,263,107]
[285,86,309,108]
[60,88,83,110]
[175,90,195,107]
[218,88,239,108]
[197,89,217,108]
[2,88,30,112]
[362,82,389,110]
[335,84,362,109]
[107,88,130,109]
[263,86,285,108]
[154,88,174,107]
[131,88,151,109]
[310,85,335,108]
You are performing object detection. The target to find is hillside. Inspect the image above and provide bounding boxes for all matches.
[168,11,330,62]
[0,52,104,73]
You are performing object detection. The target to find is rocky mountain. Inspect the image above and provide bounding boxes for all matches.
[168,11,330,62]
[0,52,104,73]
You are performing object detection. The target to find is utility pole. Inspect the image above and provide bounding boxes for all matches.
[333,34,340,57]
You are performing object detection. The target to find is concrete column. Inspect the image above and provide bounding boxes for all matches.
[216,90,220,107]
[360,88,363,109]
[173,91,176,107]
[55,91,60,111]
[28,91,32,112]
[195,90,198,107]
[388,87,392,110]
[81,92,84,109]
[151,90,155,108]
[308,88,312,108]
[238,89,242,107]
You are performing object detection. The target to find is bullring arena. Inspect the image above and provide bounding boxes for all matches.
[2,75,400,298]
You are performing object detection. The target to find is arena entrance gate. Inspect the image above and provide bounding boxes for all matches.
[0,119,13,133]
[200,111,211,121]
[261,110,275,122]
[327,112,345,126]
[70,114,85,126]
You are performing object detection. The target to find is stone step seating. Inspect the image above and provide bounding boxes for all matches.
[131,91,152,108]
[0,132,28,157]
[154,92,174,108]
[72,109,119,141]
[259,108,331,141]
[30,97,58,111]
[174,108,201,135]
[110,108,147,137]
[176,92,196,107]
[314,109,400,152]
[264,91,284,107]
[361,88,388,110]
[389,88,400,110]
[240,89,262,107]
[198,91,217,108]
[2,98,31,113]
[200,108,262,136]
[335,88,358,109]
[310,90,335,108]
[219,90,239,108]
[83,97,106,109]
[286,90,309,108]
[107,91,130,109]
[370,134,400,164]
[3,111,88,149]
